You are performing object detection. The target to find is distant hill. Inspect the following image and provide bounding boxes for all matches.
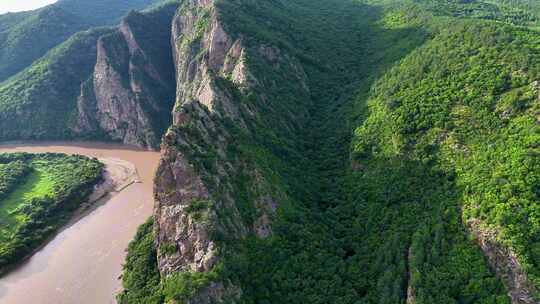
[0,0,163,82]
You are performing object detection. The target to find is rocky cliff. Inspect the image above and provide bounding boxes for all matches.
[469,220,539,304]
[155,1,251,281]
[153,0,311,301]
[73,5,178,149]
[0,2,179,149]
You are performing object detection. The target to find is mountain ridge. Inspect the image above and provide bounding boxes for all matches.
[121,0,537,302]
[0,0,538,303]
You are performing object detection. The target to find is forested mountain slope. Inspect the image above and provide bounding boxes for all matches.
[412,0,540,27]
[351,12,540,303]
[117,0,538,303]
[0,0,538,303]
[0,0,163,82]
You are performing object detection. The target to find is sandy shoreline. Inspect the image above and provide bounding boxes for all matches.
[65,157,141,232]
[90,157,140,202]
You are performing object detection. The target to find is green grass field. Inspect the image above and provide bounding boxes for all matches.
[0,165,58,241]
[0,153,103,269]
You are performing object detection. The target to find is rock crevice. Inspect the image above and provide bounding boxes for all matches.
[469,219,539,303]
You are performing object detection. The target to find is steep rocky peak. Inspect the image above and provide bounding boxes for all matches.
[156,0,241,278]
[192,0,215,8]
[152,2,309,302]
[119,15,142,56]
[72,3,178,149]
[171,0,246,116]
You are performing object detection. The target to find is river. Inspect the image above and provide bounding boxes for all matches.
[0,141,161,304]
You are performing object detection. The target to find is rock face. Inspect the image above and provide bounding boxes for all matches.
[72,6,178,149]
[406,247,416,304]
[154,138,217,274]
[155,0,244,278]
[153,0,311,301]
[468,219,539,303]
[155,0,247,279]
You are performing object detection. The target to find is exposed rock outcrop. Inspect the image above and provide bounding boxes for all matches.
[155,0,249,285]
[153,0,311,301]
[154,135,217,274]
[468,219,539,304]
[72,5,178,149]
[406,247,416,304]
[171,1,243,120]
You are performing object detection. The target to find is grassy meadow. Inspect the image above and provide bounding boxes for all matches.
[0,153,103,271]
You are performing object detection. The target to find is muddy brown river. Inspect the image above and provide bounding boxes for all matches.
[0,141,161,304]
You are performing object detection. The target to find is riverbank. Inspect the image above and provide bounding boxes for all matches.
[47,157,141,252]
[0,153,105,273]
[0,142,160,304]
[0,156,139,277]
[89,157,140,202]
[60,157,141,248]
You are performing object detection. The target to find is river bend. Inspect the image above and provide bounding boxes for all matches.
[0,142,160,304]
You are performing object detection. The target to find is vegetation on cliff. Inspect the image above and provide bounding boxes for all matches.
[0,27,112,141]
[0,153,103,272]
[120,0,539,303]
[0,0,534,302]
[119,217,220,304]
[118,219,162,304]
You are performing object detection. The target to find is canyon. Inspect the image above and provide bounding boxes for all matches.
[0,0,539,303]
